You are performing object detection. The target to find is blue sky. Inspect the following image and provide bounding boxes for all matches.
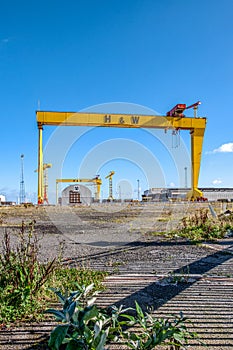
[1,0,233,203]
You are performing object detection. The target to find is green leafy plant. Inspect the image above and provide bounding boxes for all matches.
[46,283,119,350]
[166,267,191,285]
[168,209,233,242]
[121,302,197,350]
[46,285,199,350]
[47,267,107,298]
[0,222,107,324]
[0,222,56,323]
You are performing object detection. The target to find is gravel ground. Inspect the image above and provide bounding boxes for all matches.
[0,202,233,349]
[0,201,219,261]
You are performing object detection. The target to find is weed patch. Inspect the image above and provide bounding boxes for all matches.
[0,222,107,324]
[0,222,56,323]
[168,209,233,242]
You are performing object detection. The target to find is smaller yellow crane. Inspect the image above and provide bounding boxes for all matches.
[35,163,52,204]
[105,171,115,201]
[56,176,102,204]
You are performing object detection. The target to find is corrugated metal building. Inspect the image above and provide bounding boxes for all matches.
[61,184,93,206]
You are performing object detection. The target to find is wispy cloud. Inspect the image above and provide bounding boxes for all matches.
[212,179,222,185]
[0,37,11,45]
[206,142,233,154]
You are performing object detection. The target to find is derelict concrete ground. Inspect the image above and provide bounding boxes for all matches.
[0,202,233,349]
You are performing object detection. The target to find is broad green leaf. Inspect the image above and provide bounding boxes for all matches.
[45,309,65,321]
[135,301,144,319]
[129,333,140,341]
[84,325,93,343]
[66,339,84,350]
[66,339,79,350]
[144,337,152,348]
[68,290,80,303]
[173,332,185,343]
[121,314,136,323]
[87,296,97,306]
[71,309,79,324]
[94,321,101,338]
[67,301,76,320]
[83,283,94,296]
[96,331,107,350]
[83,305,99,322]
[49,288,66,305]
[48,324,69,350]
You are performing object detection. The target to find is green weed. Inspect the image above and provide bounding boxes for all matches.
[47,285,199,350]
[0,222,56,323]
[0,222,107,324]
[121,302,198,350]
[169,209,233,242]
[44,268,107,303]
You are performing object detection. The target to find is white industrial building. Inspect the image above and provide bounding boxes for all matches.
[143,188,233,202]
[61,184,93,206]
[0,195,6,203]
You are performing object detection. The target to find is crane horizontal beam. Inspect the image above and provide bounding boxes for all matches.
[37,111,206,130]
[105,171,115,179]
[56,178,102,184]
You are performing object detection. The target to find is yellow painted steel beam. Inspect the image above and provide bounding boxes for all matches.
[37,125,43,205]
[187,127,206,200]
[105,171,115,179]
[37,111,206,130]
[105,171,115,200]
[56,178,102,184]
[37,111,206,202]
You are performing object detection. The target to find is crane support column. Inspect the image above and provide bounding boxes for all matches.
[56,181,59,205]
[96,182,101,201]
[188,127,205,200]
[38,124,44,204]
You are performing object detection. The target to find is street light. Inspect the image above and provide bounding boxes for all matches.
[137,179,140,201]
[184,167,188,188]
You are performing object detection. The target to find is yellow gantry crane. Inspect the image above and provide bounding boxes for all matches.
[105,171,115,201]
[55,176,102,204]
[36,102,206,203]
[35,163,52,204]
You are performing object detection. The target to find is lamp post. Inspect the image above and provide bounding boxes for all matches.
[20,154,26,204]
[184,167,188,188]
[137,179,140,201]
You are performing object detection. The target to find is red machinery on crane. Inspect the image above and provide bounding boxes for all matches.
[166,101,201,118]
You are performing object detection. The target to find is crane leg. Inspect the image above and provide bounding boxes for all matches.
[109,178,113,200]
[96,183,101,201]
[187,128,205,200]
[38,125,44,204]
